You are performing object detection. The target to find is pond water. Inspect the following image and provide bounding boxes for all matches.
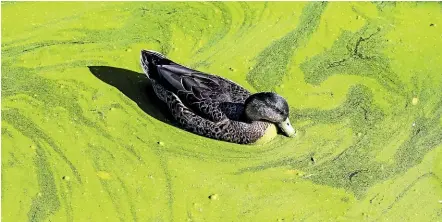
[2,2,442,221]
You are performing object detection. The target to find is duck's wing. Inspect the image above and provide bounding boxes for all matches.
[141,50,250,103]
[157,64,233,122]
[141,50,251,122]
[159,64,251,99]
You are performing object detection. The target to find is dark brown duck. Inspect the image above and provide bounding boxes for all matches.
[140,50,296,144]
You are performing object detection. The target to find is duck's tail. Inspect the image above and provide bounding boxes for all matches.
[140,49,169,80]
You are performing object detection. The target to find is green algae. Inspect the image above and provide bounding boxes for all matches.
[2,2,442,222]
[28,147,61,222]
[247,2,327,92]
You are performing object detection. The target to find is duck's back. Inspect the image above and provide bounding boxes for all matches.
[141,50,251,118]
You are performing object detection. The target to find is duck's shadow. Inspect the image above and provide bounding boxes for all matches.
[88,66,175,127]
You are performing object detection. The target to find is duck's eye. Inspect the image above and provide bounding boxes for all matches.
[287,122,290,126]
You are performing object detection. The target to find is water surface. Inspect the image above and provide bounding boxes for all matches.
[2,2,442,221]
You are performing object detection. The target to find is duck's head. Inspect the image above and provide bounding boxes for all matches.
[244,92,296,137]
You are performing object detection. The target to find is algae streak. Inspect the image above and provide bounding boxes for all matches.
[2,2,442,222]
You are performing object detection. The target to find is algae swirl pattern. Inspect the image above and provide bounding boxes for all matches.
[2,2,442,221]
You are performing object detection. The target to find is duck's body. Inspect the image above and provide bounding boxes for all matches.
[140,50,295,144]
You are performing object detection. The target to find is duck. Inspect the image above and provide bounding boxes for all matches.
[140,49,296,144]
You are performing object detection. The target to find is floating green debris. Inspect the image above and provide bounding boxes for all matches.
[2,2,441,222]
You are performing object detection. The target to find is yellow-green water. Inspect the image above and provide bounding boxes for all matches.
[2,2,442,221]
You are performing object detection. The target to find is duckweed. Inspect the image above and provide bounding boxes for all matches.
[2,2,441,222]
